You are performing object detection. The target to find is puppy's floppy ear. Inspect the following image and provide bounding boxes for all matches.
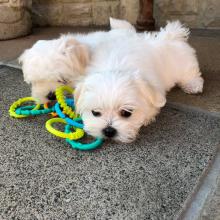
[61,37,90,71]
[73,44,90,68]
[135,77,166,108]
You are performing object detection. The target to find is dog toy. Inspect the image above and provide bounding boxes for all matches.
[9,86,104,151]
[65,124,103,150]
[55,102,83,129]
[55,86,76,118]
[45,118,84,140]
[15,104,55,116]
[9,97,41,118]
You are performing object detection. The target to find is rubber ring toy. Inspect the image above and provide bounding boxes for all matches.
[65,124,103,150]
[16,104,55,116]
[56,86,76,119]
[44,98,74,117]
[9,97,41,118]
[55,102,83,129]
[45,117,84,140]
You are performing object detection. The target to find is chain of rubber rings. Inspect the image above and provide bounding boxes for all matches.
[9,86,103,150]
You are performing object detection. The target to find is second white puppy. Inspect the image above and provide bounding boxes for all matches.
[75,20,204,143]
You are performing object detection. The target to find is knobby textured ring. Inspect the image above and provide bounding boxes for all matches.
[9,97,41,118]
[56,86,76,118]
[65,124,103,150]
[45,118,84,140]
[55,102,83,129]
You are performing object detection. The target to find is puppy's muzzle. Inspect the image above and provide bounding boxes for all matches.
[102,126,117,138]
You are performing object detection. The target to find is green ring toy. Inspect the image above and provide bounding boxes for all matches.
[56,86,76,119]
[9,97,41,118]
[65,124,103,150]
[15,105,55,116]
[45,118,84,140]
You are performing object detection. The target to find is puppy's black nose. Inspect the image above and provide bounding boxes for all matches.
[102,126,117,138]
[46,91,56,100]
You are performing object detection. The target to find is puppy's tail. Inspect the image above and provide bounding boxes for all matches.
[109,17,135,31]
[157,21,190,41]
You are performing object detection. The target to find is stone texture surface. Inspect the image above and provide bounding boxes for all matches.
[198,174,220,220]
[119,0,139,25]
[32,0,122,27]
[0,0,32,40]
[92,1,120,25]
[31,0,220,28]
[154,0,220,29]
[32,0,139,27]
[0,66,220,219]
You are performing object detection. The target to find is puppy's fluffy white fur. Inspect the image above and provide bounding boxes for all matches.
[75,19,203,143]
[20,18,204,143]
[19,36,89,103]
[19,29,128,103]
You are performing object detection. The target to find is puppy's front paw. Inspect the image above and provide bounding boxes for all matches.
[181,76,204,94]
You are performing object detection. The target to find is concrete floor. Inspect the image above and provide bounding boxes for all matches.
[0,27,220,219]
[1,66,219,219]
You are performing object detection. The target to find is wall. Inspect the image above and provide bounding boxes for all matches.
[32,0,139,27]
[0,0,32,40]
[154,0,220,29]
[32,0,220,29]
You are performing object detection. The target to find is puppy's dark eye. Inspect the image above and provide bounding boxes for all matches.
[92,110,101,117]
[120,109,132,118]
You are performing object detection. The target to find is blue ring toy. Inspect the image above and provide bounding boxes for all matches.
[15,98,74,117]
[55,101,83,129]
[65,125,103,150]
[15,105,55,116]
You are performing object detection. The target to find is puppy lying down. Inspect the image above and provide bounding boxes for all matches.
[19,18,204,143]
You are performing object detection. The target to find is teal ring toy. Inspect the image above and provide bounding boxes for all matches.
[15,98,74,116]
[16,105,55,116]
[65,124,103,150]
[55,102,83,129]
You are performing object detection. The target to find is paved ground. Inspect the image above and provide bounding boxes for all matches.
[199,167,220,220]
[0,66,220,219]
[0,27,220,219]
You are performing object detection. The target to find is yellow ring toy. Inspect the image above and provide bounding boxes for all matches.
[45,118,84,140]
[9,97,41,118]
[56,86,76,119]
[44,103,58,117]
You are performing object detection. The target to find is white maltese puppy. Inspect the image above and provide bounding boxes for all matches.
[74,19,204,143]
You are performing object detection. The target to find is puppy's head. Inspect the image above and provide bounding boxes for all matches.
[75,71,166,143]
[19,35,90,103]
